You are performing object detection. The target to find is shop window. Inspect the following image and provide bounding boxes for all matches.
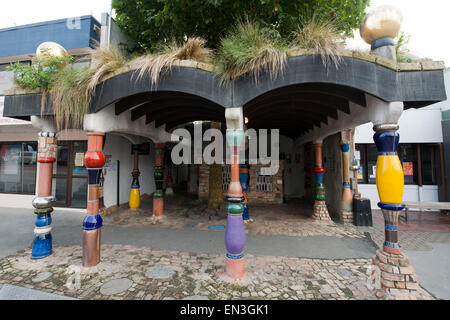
[0,142,38,194]
[355,144,366,183]
[367,145,378,184]
[421,145,438,185]
[356,143,426,186]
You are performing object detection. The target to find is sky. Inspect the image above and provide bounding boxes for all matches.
[1,0,450,65]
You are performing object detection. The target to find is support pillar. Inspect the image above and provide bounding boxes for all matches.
[129,144,141,209]
[225,129,246,280]
[340,131,353,223]
[153,143,165,216]
[31,131,57,259]
[83,132,106,267]
[371,124,420,298]
[312,142,331,220]
[219,107,246,282]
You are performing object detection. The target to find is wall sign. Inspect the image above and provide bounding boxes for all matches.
[74,152,85,167]
[403,162,413,176]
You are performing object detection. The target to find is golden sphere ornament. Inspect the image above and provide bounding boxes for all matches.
[360,5,403,45]
[36,42,69,68]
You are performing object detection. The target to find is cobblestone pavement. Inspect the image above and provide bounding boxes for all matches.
[354,210,450,251]
[103,195,364,239]
[0,244,434,300]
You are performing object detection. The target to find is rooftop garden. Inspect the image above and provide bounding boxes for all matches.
[5,9,444,130]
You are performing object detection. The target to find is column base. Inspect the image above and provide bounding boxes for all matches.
[31,233,53,259]
[339,210,354,224]
[371,249,421,299]
[82,228,102,267]
[153,198,164,216]
[312,201,331,221]
[216,257,247,284]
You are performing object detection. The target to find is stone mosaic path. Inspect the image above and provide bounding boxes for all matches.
[0,244,434,300]
[103,196,364,239]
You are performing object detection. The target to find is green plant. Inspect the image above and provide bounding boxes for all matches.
[215,19,288,82]
[7,48,73,90]
[51,46,128,130]
[128,37,213,86]
[50,66,92,130]
[396,32,412,63]
[291,15,344,68]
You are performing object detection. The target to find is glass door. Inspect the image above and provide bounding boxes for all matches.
[71,141,88,208]
[52,141,87,208]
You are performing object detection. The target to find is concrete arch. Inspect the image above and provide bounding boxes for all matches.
[90,67,232,113]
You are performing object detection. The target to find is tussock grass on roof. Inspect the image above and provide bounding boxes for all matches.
[50,46,127,130]
[291,15,344,69]
[215,19,288,82]
[128,37,213,86]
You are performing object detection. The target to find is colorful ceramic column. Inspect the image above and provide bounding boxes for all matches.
[153,143,165,216]
[340,131,353,223]
[129,144,141,209]
[239,162,250,222]
[31,131,57,259]
[225,129,246,280]
[312,142,330,220]
[83,132,106,267]
[373,125,404,254]
[371,124,420,297]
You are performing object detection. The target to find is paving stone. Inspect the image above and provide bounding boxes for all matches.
[337,268,353,278]
[31,272,52,283]
[100,278,133,296]
[146,266,175,280]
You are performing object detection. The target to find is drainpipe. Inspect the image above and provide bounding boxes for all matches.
[107,0,113,47]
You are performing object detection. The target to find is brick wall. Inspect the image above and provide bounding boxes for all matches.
[198,161,285,204]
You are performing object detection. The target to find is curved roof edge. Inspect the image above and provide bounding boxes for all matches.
[3,53,447,120]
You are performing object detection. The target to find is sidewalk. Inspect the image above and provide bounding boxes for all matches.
[0,244,433,300]
[0,206,445,300]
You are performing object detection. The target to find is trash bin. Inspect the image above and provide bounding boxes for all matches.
[353,198,373,226]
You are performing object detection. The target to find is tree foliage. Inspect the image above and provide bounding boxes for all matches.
[113,0,370,52]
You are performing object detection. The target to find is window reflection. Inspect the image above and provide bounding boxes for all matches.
[0,142,37,194]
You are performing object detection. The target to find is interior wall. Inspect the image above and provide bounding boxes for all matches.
[102,133,155,208]
[279,135,305,198]
[322,133,343,218]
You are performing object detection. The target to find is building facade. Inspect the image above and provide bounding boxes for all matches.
[0,13,136,209]
[1,7,447,298]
